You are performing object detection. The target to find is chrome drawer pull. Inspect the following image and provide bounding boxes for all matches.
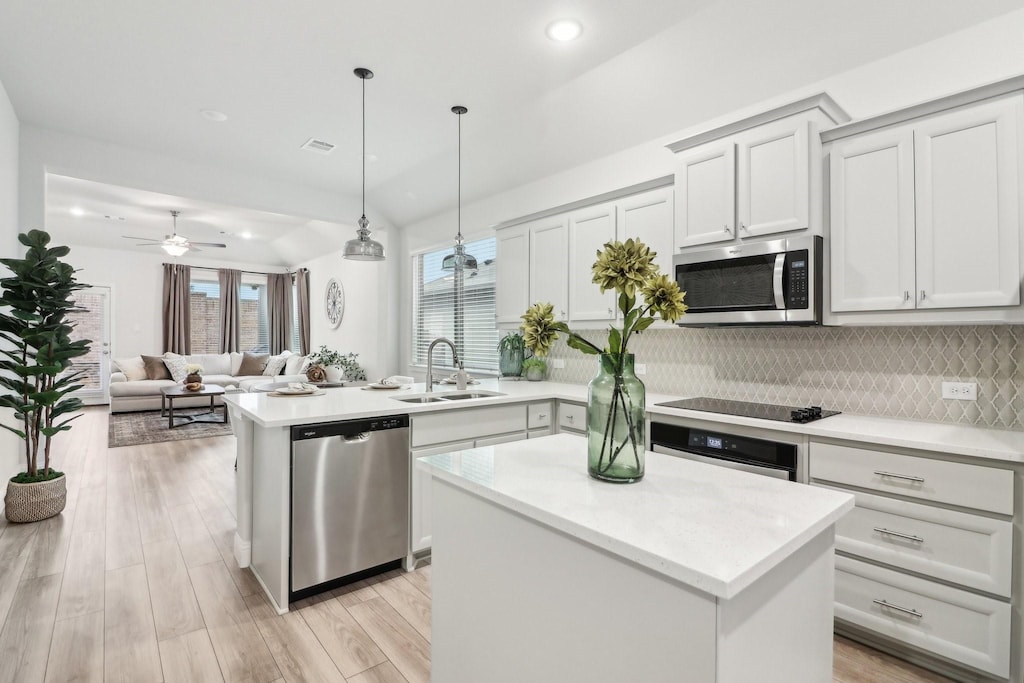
[873,527,924,543]
[873,470,925,483]
[873,599,923,619]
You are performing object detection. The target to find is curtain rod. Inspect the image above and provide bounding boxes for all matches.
[163,264,305,277]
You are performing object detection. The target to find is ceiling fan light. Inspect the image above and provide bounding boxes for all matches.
[162,243,189,257]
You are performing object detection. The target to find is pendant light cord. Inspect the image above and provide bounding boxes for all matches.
[457,109,462,240]
[361,73,366,221]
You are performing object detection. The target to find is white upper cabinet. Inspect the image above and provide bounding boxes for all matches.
[618,186,674,277]
[528,215,569,321]
[568,202,617,324]
[495,224,531,324]
[668,94,848,254]
[673,140,735,248]
[830,127,916,312]
[913,97,1021,310]
[736,118,810,238]
[825,83,1024,323]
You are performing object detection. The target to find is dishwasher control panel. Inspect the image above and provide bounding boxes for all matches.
[291,414,410,441]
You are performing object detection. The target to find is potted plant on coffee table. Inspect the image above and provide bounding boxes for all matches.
[0,230,91,522]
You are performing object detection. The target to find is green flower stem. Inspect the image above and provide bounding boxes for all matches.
[600,383,641,473]
[596,386,619,472]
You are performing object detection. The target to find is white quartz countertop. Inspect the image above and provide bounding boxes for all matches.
[224,379,1021,463]
[418,433,854,599]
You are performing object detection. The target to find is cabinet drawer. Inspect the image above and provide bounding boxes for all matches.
[835,556,1010,678]
[527,402,553,429]
[810,442,1012,515]
[558,402,587,432]
[822,486,1012,597]
[412,405,526,448]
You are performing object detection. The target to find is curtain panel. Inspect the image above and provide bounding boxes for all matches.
[267,272,293,355]
[217,268,241,353]
[162,263,191,354]
[295,268,311,355]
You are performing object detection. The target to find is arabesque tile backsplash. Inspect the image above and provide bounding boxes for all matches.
[544,326,1023,430]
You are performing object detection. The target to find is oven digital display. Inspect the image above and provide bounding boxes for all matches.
[706,436,723,449]
[791,260,805,268]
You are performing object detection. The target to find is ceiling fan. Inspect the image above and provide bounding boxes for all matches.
[123,210,227,256]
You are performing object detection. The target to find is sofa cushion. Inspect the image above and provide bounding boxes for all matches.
[163,354,190,382]
[203,374,239,388]
[142,355,172,380]
[109,379,177,397]
[230,352,244,375]
[263,352,290,376]
[284,354,308,376]
[114,356,147,381]
[237,352,268,375]
[187,353,231,376]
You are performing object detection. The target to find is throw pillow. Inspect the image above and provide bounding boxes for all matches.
[263,353,289,377]
[113,356,147,382]
[237,352,269,376]
[141,355,172,380]
[229,352,244,375]
[284,354,307,376]
[162,354,189,382]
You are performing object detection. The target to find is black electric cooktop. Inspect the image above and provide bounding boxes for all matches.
[655,397,840,424]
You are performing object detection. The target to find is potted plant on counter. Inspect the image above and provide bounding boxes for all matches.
[0,230,91,522]
[521,356,547,382]
[306,345,367,383]
[497,332,527,378]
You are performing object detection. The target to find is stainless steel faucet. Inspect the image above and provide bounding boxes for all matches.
[426,337,462,392]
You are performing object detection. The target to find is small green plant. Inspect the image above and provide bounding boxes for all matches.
[307,346,366,381]
[522,357,547,373]
[497,332,526,353]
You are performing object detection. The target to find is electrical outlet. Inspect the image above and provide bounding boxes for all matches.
[635,363,647,376]
[941,381,977,401]
[550,358,565,369]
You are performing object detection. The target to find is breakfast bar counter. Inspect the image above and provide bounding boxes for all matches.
[419,433,854,683]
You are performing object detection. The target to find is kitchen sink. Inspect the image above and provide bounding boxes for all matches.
[393,396,448,404]
[437,391,506,401]
[391,390,506,404]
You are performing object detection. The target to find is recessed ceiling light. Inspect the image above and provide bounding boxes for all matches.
[200,109,228,122]
[69,207,85,217]
[240,231,253,239]
[546,19,582,42]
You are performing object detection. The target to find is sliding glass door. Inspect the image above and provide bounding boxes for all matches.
[66,286,111,405]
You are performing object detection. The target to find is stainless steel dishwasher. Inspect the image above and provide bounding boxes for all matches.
[290,415,410,599]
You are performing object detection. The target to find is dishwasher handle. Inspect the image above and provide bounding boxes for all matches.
[291,414,410,441]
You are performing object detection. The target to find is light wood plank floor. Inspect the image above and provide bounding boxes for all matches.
[0,407,954,682]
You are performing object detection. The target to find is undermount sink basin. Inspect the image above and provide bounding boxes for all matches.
[437,391,506,401]
[391,390,506,404]
[393,396,448,404]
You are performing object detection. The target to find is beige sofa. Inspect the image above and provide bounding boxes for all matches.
[109,351,310,413]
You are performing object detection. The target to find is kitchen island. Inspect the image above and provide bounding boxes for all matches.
[419,433,854,683]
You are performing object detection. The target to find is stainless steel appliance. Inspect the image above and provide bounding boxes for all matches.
[290,415,410,600]
[673,235,823,326]
[651,398,839,481]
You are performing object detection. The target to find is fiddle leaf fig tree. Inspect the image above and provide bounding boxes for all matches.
[0,230,91,481]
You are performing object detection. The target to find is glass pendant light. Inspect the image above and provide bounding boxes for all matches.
[441,105,478,273]
[343,67,386,261]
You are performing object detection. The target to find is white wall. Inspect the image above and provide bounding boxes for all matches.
[0,77,20,476]
[397,9,1024,375]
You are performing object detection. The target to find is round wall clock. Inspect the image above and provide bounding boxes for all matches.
[325,278,345,329]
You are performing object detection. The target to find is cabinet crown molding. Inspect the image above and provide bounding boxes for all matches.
[821,73,1024,143]
[665,92,849,154]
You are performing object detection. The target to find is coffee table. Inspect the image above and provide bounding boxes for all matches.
[160,384,228,429]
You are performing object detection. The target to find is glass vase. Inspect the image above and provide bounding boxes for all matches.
[587,353,645,483]
[499,347,524,377]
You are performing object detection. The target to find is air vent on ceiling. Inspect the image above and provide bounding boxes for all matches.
[301,137,336,154]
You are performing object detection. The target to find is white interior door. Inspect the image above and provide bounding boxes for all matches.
[67,286,112,405]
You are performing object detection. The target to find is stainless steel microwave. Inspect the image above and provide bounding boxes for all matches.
[673,235,823,326]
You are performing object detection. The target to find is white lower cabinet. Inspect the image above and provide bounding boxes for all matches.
[558,401,587,434]
[836,555,1011,679]
[411,440,474,553]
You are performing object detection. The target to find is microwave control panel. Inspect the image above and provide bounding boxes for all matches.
[785,250,809,309]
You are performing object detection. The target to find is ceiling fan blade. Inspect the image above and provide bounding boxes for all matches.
[187,245,202,252]
[188,242,227,248]
[123,235,161,242]
[135,243,170,247]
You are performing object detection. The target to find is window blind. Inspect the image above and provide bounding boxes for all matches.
[412,237,498,373]
[189,277,221,354]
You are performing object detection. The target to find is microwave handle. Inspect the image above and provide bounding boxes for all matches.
[773,253,786,309]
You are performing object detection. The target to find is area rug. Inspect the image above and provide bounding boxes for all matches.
[108,409,234,448]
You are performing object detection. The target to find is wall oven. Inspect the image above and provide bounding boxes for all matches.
[650,420,802,482]
[673,235,823,326]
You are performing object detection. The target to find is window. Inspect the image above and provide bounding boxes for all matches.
[412,237,498,373]
[189,271,272,354]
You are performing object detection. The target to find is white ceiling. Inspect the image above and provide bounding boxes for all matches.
[2,0,1022,260]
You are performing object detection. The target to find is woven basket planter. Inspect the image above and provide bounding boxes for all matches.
[4,474,67,523]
